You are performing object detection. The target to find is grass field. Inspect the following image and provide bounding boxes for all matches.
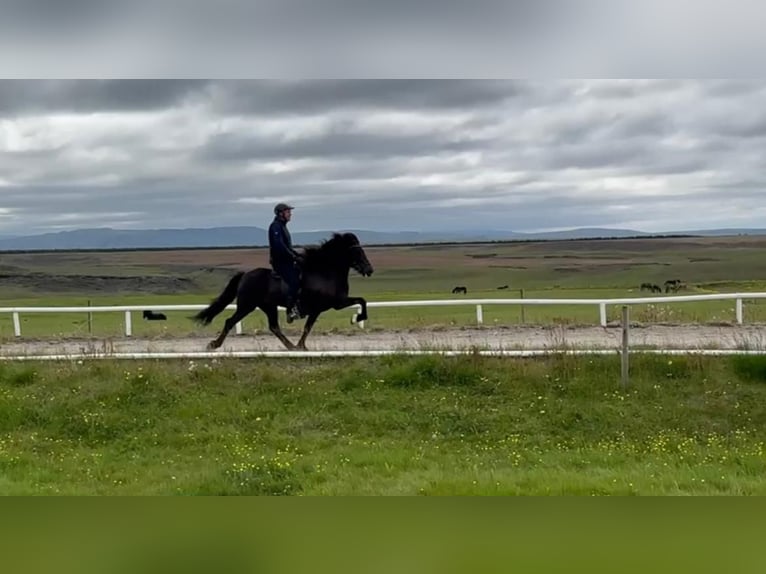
[2,352,766,495]
[4,235,766,340]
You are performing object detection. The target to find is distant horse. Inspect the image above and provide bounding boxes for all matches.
[497,285,509,290]
[664,280,686,293]
[452,286,467,294]
[143,310,167,320]
[640,283,662,293]
[664,279,682,293]
[193,232,374,351]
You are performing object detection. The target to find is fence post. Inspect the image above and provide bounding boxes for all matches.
[736,298,743,324]
[87,300,92,335]
[13,312,21,337]
[599,303,607,327]
[621,305,630,388]
[124,311,132,337]
[476,304,483,325]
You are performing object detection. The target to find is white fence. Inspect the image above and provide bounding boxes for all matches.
[3,292,766,338]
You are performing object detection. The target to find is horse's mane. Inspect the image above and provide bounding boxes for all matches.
[300,233,357,269]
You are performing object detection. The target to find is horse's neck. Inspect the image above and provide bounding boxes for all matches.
[310,264,349,280]
[305,261,350,289]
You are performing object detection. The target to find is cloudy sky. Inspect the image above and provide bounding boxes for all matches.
[2,79,766,236]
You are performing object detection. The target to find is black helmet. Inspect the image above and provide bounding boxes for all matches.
[274,202,295,215]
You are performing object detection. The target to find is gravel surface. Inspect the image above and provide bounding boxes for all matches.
[2,324,766,357]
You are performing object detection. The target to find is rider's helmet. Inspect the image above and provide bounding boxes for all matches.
[274,202,295,215]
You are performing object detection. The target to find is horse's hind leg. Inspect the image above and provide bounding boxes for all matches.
[263,306,296,350]
[296,313,320,350]
[207,304,254,350]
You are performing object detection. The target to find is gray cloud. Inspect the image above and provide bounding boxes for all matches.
[0,80,208,116]
[199,124,488,162]
[205,80,525,116]
[2,79,766,237]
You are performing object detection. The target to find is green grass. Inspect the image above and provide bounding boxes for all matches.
[2,353,766,495]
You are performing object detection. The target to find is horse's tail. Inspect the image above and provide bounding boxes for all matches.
[193,271,245,325]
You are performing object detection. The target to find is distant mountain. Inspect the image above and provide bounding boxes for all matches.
[0,227,267,251]
[0,225,765,251]
[501,227,649,240]
[662,228,766,237]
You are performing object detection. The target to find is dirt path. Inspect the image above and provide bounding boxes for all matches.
[2,324,766,357]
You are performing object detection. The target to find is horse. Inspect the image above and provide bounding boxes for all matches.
[193,232,374,351]
[143,310,167,321]
[665,281,687,293]
[664,279,683,293]
[452,286,467,294]
[640,283,662,293]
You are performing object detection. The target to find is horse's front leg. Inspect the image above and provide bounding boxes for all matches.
[335,296,368,323]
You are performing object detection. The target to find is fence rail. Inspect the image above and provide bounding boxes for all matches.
[3,292,766,338]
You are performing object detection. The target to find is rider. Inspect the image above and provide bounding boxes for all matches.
[269,202,303,322]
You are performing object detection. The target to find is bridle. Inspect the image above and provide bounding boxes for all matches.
[348,243,369,270]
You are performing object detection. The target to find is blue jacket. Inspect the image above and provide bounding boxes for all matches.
[269,217,300,266]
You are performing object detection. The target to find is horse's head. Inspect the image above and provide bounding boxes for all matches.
[334,232,374,277]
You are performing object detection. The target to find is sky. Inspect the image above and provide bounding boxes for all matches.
[2,79,766,236]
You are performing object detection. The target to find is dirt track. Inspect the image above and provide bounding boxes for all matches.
[3,325,766,357]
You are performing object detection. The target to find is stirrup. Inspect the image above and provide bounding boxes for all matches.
[286,306,300,323]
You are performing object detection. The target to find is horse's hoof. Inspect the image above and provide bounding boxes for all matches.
[352,313,367,325]
[206,341,219,351]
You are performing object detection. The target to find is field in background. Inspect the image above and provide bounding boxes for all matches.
[3,235,766,339]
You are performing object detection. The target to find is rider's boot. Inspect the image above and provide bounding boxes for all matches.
[285,293,301,323]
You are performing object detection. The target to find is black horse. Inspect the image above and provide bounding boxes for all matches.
[193,232,374,351]
[143,310,167,321]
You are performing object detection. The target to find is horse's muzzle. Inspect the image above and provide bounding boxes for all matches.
[358,264,374,277]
